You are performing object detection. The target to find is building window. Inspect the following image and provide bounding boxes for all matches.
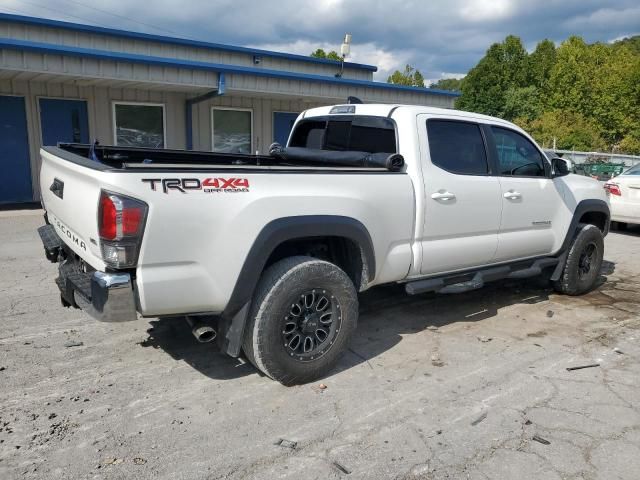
[212,108,252,154]
[113,102,165,148]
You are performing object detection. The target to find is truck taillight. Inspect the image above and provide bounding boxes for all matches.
[98,190,147,268]
[604,183,621,196]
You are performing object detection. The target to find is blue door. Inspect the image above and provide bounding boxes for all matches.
[0,96,32,204]
[39,98,89,146]
[273,112,299,146]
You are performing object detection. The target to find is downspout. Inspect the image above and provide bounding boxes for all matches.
[186,72,226,150]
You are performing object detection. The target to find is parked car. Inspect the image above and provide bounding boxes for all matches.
[604,163,640,227]
[37,104,610,385]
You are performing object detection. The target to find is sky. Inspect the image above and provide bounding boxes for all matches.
[1,0,639,83]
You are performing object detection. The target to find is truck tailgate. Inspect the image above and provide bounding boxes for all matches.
[39,148,106,270]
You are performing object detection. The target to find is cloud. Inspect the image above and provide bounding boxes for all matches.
[460,0,515,22]
[562,6,640,31]
[249,40,414,80]
[1,0,638,79]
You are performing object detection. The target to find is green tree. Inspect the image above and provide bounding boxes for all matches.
[453,33,639,153]
[429,77,463,91]
[456,35,528,116]
[502,86,541,121]
[547,37,595,118]
[527,39,557,90]
[548,37,640,146]
[310,48,342,61]
[619,129,640,155]
[502,35,529,87]
[387,64,426,87]
[456,43,508,115]
[614,35,640,55]
[515,110,607,151]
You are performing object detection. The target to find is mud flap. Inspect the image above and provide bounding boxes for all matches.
[550,251,569,282]
[217,302,250,357]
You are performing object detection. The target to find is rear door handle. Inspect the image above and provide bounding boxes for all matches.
[431,191,456,201]
[503,190,521,200]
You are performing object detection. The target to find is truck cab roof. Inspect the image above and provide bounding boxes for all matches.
[303,103,522,132]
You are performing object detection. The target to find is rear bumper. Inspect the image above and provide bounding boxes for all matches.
[38,224,138,322]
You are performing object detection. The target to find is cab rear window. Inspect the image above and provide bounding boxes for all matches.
[289,116,397,153]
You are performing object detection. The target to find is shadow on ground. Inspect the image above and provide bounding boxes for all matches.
[138,260,617,382]
[610,223,640,237]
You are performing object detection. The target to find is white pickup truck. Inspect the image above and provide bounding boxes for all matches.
[38,104,610,385]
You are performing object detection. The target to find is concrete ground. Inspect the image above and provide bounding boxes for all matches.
[1,211,639,480]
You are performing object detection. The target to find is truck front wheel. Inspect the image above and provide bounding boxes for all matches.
[553,223,604,295]
[243,256,358,385]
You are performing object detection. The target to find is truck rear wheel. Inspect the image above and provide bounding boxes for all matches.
[243,256,358,385]
[553,223,604,296]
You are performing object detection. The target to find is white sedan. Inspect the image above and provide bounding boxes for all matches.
[605,164,640,227]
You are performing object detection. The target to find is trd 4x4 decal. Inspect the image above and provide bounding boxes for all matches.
[141,178,250,194]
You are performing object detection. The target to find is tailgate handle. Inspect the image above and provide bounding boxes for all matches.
[50,178,64,199]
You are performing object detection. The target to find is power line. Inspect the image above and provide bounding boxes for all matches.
[14,0,106,27]
[0,4,45,17]
[10,0,197,40]
[61,0,195,39]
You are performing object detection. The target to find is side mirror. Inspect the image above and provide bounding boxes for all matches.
[551,157,571,177]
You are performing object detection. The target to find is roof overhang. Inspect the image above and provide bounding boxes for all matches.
[0,13,378,72]
[0,38,460,98]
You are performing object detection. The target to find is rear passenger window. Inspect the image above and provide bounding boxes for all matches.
[491,127,546,177]
[426,120,488,175]
[289,116,397,153]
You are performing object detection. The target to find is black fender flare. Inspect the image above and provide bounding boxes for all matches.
[558,199,610,252]
[550,199,610,281]
[217,215,376,356]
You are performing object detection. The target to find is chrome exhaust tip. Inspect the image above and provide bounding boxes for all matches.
[186,316,217,343]
[193,325,217,343]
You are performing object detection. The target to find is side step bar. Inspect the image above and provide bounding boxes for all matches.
[405,258,559,296]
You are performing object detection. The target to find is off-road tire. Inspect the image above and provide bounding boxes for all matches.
[553,223,604,295]
[242,256,358,386]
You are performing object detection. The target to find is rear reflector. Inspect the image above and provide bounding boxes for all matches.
[98,191,147,268]
[604,183,621,196]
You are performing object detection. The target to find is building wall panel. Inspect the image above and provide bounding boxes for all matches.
[0,20,371,80]
[0,49,220,89]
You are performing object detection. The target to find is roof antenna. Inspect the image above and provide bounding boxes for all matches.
[335,33,351,78]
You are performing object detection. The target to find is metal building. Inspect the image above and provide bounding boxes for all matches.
[0,13,459,204]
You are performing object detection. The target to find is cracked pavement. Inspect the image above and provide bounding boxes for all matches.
[0,211,639,479]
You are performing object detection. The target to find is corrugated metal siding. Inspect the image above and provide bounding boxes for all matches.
[224,73,456,107]
[0,79,189,199]
[0,20,371,81]
[0,49,219,89]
